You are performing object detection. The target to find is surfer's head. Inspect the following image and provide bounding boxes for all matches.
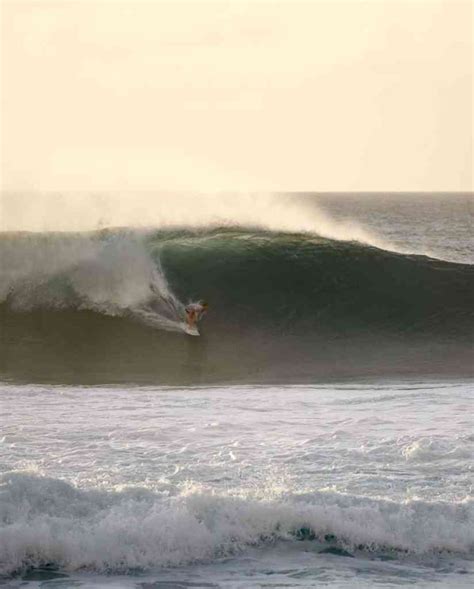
[200,300,209,309]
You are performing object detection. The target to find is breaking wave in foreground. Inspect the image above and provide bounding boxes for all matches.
[0,472,472,576]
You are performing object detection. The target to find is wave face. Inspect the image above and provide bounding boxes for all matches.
[1,472,472,576]
[1,228,473,383]
[156,227,473,332]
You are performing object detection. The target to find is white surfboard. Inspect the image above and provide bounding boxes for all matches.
[181,322,200,336]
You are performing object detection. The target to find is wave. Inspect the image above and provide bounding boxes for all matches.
[154,226,473,333]
[2,227,472,331]
[1,227,473,383]
[0,472,472,576]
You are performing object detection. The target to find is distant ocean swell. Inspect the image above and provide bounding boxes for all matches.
[0,472,472,576]
[1,227,473,383]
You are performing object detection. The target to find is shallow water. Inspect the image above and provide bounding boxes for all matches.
[1,381,473,587]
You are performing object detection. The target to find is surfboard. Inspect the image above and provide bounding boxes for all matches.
[181,322,200,336]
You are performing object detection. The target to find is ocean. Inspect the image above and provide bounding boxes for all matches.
[0,193,473,588]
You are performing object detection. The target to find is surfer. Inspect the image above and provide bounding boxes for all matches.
[185,301,208,329]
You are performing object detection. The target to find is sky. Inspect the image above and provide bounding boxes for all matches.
[1,0,472,192]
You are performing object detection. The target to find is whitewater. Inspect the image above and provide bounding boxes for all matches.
[0,192,473,588]
[1,383,473,588]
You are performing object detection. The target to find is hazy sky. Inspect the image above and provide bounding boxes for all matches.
[1,0,472,192]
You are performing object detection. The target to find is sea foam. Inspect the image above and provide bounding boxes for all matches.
[0,473,472,575]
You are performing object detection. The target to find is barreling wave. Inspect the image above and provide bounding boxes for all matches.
[0,472,472,576]
[0,227,473,383]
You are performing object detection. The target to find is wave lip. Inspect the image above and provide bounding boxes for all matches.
[1,473,473,575]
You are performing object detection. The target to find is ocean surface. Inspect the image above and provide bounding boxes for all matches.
[0,193,473,588]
